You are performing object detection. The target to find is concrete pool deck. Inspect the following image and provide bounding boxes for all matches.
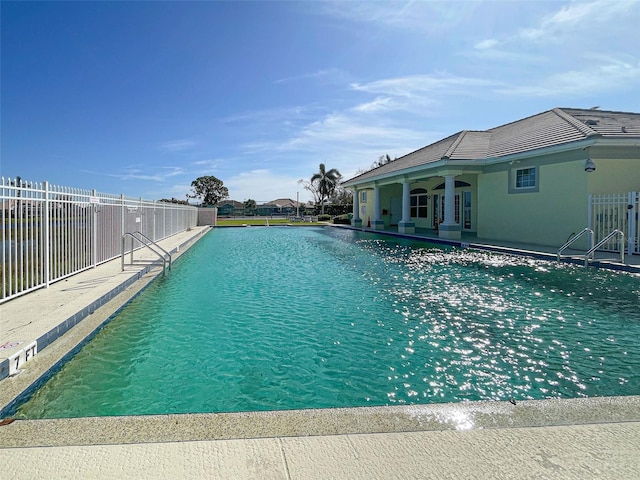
[1,224,639,478]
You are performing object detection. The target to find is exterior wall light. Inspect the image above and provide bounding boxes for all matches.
[584,158,596,172]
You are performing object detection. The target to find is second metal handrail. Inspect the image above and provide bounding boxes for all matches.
[583,229,625,266]
[121,231,172,276]
[557,228,593,262]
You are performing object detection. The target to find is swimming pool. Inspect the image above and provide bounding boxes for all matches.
[14,226,640,418]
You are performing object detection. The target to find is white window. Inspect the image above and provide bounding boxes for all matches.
[410,188,428,218]
[361,191,367,202]
[515,167,536,189]
[509,166,539,193]
[463,191,472,230]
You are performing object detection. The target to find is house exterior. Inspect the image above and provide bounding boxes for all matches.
[342,108,640,250]
[257,198,303,216]
[217,199,305,217]
[217,200,245,217]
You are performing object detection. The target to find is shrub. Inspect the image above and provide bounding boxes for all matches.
[332,213,352,225]
[318,214,331,221]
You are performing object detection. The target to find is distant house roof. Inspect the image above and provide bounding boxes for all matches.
[267,198,303,208]
[344,107,640,186]
[219,200,244,208]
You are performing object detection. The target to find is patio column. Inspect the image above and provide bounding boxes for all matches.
[372,185,384,230]
[352,188,362,228]
[439,174,461,239]
[398,179,415,234]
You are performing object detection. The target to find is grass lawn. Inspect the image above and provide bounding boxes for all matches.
[216,218,327,227]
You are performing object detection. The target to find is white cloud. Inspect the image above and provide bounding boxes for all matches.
[233,73,493,180]
[467,0,639,64]
[353,96,398,113]
[474,39,500,50]
[233,107,443,188]
[159,139,196,152]
[192,158,222,173]
[521,0,637,41]
[351,73,503,98]
[317,1,415,27]
[225,169,310,203]
[315,1,481,34]
[268,112,430,158]
[497,56,640,97]
[160,166,184,178]
[219,104,327,125]
[107,166,185,182]
[274,68,348,85]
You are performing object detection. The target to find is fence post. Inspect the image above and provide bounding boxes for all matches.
[92,189,97,268]
[139,196,143,235]
[44,181,50,288]
[153,203,156,242]
[121,194,125,241]
[629,192,637,255]
[586,193,592,232]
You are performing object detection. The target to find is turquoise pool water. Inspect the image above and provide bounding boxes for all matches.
[15,227,640,418]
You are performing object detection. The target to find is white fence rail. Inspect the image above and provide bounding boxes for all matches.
[589,192,639,255]
[1,177,198,303]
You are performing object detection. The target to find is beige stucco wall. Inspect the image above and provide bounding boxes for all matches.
[478,160,589,247]
[355,187,373,224]
[587,158,640,194]
[352,149,638,247]
[380,184,402,226]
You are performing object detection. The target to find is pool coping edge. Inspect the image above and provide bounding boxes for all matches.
[2,395,640,448]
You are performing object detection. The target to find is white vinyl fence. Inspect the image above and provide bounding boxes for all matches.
[1,177,198,303]
[589,192,639,255]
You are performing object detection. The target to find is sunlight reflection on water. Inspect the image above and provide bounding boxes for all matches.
[15,228,640,419]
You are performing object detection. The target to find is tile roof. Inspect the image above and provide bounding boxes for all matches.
[560,108,640,136]
[266,198,303,207]
[345,107,640,185]
[219,200,244,207]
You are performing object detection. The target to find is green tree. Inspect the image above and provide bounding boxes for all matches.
[299,178,322,207]
[330,185,353,206]
[310,163,342,214]
[187,175,229,206]
[244,199,257,216]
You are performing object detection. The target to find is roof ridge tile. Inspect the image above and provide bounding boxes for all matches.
[441,131,468,159]
[554,108,599,137]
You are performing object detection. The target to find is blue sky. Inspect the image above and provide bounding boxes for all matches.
[2,1,639,203]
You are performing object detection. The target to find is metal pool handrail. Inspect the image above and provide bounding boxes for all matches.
[121,231,172,276]
[557,228,594,262]
[584,229,625,267]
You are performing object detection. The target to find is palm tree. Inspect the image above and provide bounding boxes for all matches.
[311,163,342,214]
[243,199,257,216]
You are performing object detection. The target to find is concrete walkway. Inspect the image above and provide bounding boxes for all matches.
[2,422,639,479]
[1,225,639,479]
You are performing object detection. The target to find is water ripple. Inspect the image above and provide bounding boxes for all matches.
[16,228,640,418]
